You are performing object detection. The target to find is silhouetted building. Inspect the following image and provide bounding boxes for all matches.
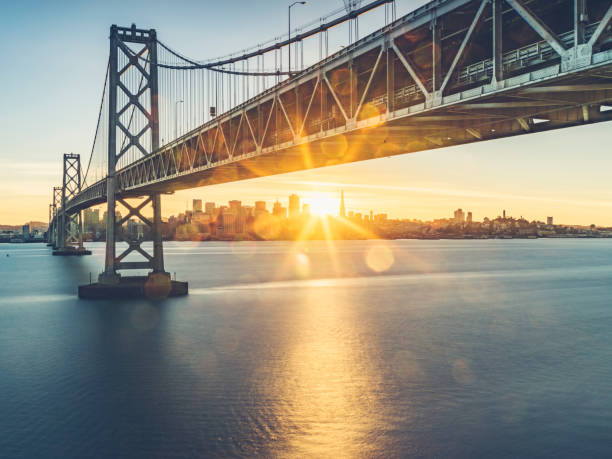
[467,212,473,224]
[127,219,145,239]
[374,214,387,224]
[454,208,465,224]
[83,208,100,232]
[193,199,202,213]
[547,216,553,225]
[220,211,236,234]
[255,201,266,212]
[102,211,122,227]
[254,201,268,220]
[273,201,287,219]
[289,194,300,217]
[205,202,216,215]
[229,200,241,213]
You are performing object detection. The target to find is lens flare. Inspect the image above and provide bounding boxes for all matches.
[294,251,310,278]
[253,214,282,240]
[365,244,394,273]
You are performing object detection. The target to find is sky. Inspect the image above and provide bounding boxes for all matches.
[1,0,611,226]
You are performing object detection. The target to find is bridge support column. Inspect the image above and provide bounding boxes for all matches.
[492,0,504,86]
[151,193,165,273]
[82,24,186,299]
[46,204,54,246]
[50,187,62,249]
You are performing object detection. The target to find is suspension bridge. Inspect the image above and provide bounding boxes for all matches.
[46,0,612,298]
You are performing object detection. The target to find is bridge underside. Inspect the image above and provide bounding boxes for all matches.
[143,73,612,193]
[70,66,612,211]
[66,0,612,214]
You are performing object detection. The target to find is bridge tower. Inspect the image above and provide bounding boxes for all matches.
[88,24,187,298]
[53,154,91,256]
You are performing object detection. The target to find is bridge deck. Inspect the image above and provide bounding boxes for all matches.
[66,0,612,213]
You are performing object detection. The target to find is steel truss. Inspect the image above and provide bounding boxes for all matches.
[56,154,85,251]
[100,24,166,284]
[64,0,612,213]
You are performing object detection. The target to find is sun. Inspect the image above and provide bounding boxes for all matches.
[304,191,339,216]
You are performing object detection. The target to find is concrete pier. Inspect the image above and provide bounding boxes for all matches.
[78,274,188,299]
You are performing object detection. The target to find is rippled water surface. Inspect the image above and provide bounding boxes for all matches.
[1,240,612,458]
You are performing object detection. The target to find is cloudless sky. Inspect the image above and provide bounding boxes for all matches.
[1,0,611,225]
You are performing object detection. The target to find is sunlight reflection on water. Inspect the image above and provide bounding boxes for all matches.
[1,240,612,458]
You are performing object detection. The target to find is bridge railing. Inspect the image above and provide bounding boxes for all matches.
[458,22,603,85]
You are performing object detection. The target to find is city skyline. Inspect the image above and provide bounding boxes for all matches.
[46,191,604,244]
[1,1,612,226]
[2,186,609,230]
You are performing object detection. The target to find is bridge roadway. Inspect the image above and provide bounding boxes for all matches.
[66,0,612,214]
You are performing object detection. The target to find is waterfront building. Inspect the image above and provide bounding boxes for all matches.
[229,200,241,213]
[102,211,122,227]
[242,205,254,218]
[374,214,387,224]
[254,201,268,220]
[83,208,100,232]
[547,216,554,226]
[205,202,216,216]
[467,212,473,224]
[289,194,300,217]
[193,199,202,213]
[221,212,236,234]
[272,201,287,219]
[454,208,465,224]
[126,219,145,239]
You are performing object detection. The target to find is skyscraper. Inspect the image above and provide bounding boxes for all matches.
[255,201,266,212]
[193,199,202,213]
[288,194,300,217]
[273,201,287,218]
[339,190,346,217]
[229,200,241,213]
[83,208,100,232]
[454,208,465,224]
[205,202,216,215]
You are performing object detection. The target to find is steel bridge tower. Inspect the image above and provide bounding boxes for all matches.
[53,154,91,255]
[94,24,187,297]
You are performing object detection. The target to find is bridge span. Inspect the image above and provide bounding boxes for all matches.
[47,0,612,298]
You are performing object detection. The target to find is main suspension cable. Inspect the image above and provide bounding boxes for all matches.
[83,60,110,186]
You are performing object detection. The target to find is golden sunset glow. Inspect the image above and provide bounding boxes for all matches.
[302,191,338,216]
